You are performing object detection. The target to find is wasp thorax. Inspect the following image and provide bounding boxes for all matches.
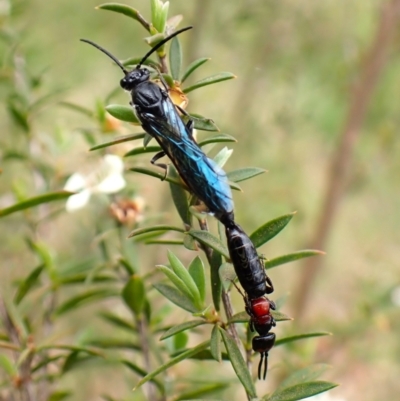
[120,68,150,90]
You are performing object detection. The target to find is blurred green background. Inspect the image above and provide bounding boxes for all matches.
[1,0,399,400]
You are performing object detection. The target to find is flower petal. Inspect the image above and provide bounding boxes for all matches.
[104,154,124,174]
[65,189,91,212]
[64,173,87,192]
[96,173,126,194]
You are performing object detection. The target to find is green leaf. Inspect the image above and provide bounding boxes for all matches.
[97,3,150,31]
[271,310,293,322]
[85,338,140,350]
[59,101,93,117]
[250,212,296,248]
[218,263,236,291]
[153,283,198,313]
[146,239,184,245]
[169,166,192,226]
[119,258,136,275]
[105,104,139,123]
[187,230,229,259]
[210,325,222,362]
[90,133,146,151]
[265,250,325,270]
[209,251,222,311]
[8,103,29,132]
[0,191,73,218]
[275,332,331,347]
[56,289,119,315]
[175,385,229,401]
[62,351,98,374]
[143,133,153,147]
[0,354,17,376]
[122,275,146,317]
[184,72,236,94]
[158,265,194,301]
[124,145,162,157]
[133,340,210,390]
[99,311,136,332]
[121,359,164,391]
[169,36,182,81]
[266,381,338,401]
[181,57,210,83]
[213,147,233,168]
[187,113,219,132]
[198,133,237,147]
[219,328,256,398]
[183,234,198,251]
[128,224,184,238]
[227,167,266,183]
[129,166,183,186]
[278,364,332,391]
[160,319,206,340]
[188,257,206,304]
[14,264,45,304]
[48,391,71,401]
[168,251,202,306]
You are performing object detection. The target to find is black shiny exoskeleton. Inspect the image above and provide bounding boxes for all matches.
[226,221,276,379]
[225,222,274,297]
[81,28,234,225]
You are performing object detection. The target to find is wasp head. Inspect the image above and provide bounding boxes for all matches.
[120,68,150,90]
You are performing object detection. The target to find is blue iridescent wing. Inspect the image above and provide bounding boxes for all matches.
[139,97,234,216]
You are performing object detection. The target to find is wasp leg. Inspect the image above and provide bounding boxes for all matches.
[151,151,168,181]
[258,353,264,380]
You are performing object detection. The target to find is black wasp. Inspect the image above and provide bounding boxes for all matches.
[81,27,234,226]
[225,221,276,380]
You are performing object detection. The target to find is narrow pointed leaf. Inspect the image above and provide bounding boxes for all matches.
[157,265,194,301]
[122,275,146,317]
[183,234,198,251]
[0,355,17,376]
[90,133,146,151]
[168,251,201,306]
[250,212,296,248]
[219,328,256,398]
[121,359,164,391]
[209,250,222,311]
[271,310,293,322]
[59,101,93,117]
[175,383,229,401]
[56,289,119,315]
[48,391,71,401]
[219,263,236,291]
[124,145,162,157]
[278,364,332,391]
[188,257,206,303]
[187,113,219,132]
[160,319,206,340]
[153,283,197,313]
[169,167,191,226]
[97,4,150,31]
[227,167,266,183]
[267,381,338,401]
[198,133,237,147]
[99,311,136,331]
[181,57,210,83]
[129,167,183,186]
[0,191,73,217]
[143,133,153,147]
[128,225,184,238]
[187,230,229,259]
[169,36,182,81]
[14,264,45,304]
[146,239,184,245]
[133,340,210,390]
[213,147,233,168]
[184,72,236,94]
[105,104,139,123]
[210,325,222,362]
[265,250,325,270]
[275,332,331,347]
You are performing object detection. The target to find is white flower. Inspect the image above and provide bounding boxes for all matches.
[391,286,400,307]
[64,154,126,212]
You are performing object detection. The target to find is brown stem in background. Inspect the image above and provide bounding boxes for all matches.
[292,0,400,319]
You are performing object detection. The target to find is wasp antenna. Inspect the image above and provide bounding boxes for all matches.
[138,26,193,68]
[80,39,129,75]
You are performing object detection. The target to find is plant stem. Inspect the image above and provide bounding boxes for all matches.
[292,0,400,319]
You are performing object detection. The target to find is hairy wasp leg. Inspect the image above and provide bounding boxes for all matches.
[176,104,194,133]
[151,150,169,181]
